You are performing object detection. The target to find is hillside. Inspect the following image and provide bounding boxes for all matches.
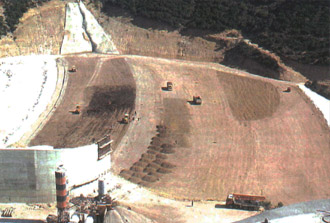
[0,0,65,57]
[104,0,330,66]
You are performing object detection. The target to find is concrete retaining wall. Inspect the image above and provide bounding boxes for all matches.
[0,145,111,203]
[60,3,92,55]
[78,2,119,54]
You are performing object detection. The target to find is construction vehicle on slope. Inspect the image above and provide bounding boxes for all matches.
[226,194,266,211]
[69,65,77,72]
[192,96,202,105]
[70,105,81,115]
[122,113,129,124]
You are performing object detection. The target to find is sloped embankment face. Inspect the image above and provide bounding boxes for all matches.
[218,73,280,121]
[119,98,190,186]
[113,56,330,205]
[29,56,135,148]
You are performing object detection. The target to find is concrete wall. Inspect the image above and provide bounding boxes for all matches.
[0,145,111,203]
[78,2,119,54]
[60,3,92,55]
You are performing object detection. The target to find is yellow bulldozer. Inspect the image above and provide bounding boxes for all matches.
[69,65,77,73]
[70,105,81,115]
[122,113,129,124]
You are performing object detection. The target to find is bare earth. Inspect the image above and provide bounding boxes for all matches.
[109,55,330,205]
[30,54,329,206]
[29,55,136,148]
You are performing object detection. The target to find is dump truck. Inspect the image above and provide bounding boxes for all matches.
[122,113,129,124]
[192,96,202,105]
[226,194,266,210]
[167,82,173,91]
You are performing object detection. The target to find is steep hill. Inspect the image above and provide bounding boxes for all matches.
[104,0,330,66]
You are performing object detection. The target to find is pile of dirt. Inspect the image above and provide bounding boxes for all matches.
[119,125,177,186]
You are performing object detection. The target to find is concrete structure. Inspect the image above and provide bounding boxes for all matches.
[0,145,110,203]
[0,56,58,148]
[236,199,330,223]
[78,2,119,54]
[60,3,92,55]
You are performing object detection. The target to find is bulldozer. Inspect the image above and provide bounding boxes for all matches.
[122,113,129,124]
[69,65,77,73]
[192,96,202,105]
[70,105,81,115]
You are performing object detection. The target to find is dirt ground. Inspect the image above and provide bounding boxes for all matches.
[29,55,136,148]
[109,55,330,206]
[0,0,65,58]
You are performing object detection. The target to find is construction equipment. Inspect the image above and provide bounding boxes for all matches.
[192,96,202,105]
[122,113,129,124]
[226,194,266,211]
[283,87,291,92]
[167,82,173,91]
[69,65,77,72]
[70,105,81,115]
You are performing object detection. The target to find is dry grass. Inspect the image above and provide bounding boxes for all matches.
[0,0,65,58]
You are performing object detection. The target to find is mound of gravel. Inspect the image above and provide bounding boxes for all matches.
[157,168,172,174]
[161,147,175,154]
[128,176,141,184]
[161,162,176,169]
[130,166,143,172]
[156,154,167,159]
[142,175,158,183]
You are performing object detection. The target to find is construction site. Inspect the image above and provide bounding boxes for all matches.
[0,0,329,222]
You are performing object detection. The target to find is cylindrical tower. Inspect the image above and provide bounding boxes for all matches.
[55,170,68,222]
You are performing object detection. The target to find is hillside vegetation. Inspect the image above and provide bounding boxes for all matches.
[104,0,330,66]
[0,0,50,34]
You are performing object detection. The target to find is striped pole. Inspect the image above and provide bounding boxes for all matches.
[55,170,68,210]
